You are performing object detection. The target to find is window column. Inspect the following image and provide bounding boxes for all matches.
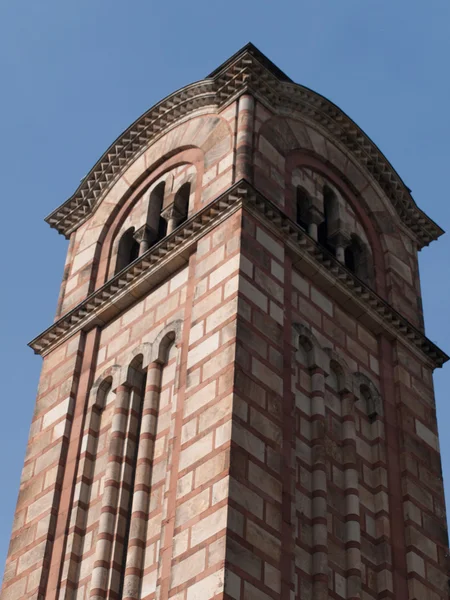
[310,367,329,599]
[134,225,152,256]
[122,362,163,600]
[160,205,183,235]
[342,391,362,600]
[90,384,131,600]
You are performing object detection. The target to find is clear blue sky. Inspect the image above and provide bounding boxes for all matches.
[1,0,449,579]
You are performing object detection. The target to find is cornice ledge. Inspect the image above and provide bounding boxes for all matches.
[45,49,442,248]
[31,182,247,356]
[31,180,448,369]
[243,187,448,369]
[45,80,218,238]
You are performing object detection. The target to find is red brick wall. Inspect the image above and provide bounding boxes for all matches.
[2,91,447,600]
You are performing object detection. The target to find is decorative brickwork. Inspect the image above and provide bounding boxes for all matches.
[2,44,449,600]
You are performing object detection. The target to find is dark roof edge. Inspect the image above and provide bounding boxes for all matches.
[207,42,293,83]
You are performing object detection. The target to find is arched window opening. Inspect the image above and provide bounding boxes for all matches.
[120,332,179,595]
[174,182,191,227]
[296,187,310,231]
[148,181,167,247]
[317,187,336,253]
[327,364,340,393]
[360,384,377,423]
[117,356,147,599]
[115,228,140,274]
[157,214,168,241]
[344,235,371,284]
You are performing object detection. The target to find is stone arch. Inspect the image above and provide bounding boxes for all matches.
[149,319,183,364]
[114,226,140,274]
[259,114,399,224]
[118,343,152,385]
[323,348,353,394]
[103,152,202,284]
[292,323,330,373]
[61,114,232,308]
[352,372,382,419]
[60,363,122,593]
[88,365,122,408]
[173,181,192,224]
[344,232,374,285]
[92,113,232,242]
[286,151,387,296]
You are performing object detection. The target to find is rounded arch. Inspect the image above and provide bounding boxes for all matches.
[173,181,192,225]
[295,186,311,231]
[49,47,439,248]
[317,184,340,254]
[285,151,386,296]
[352,372,382,419]
[126,353,145,386]
[149,319,183,364]
[118,343,151,384]
[344,233,374,285]
[115,227,139,274]
[323,348,353,394]
[93,147,204,289]
[89,365,122,408]
[259,114,401,229]
[293,323,330,373]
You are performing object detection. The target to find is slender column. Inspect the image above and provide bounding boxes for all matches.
[160,205,182,236]
[122,363,162,600]
[308,222,318,241]
[336,245,345,263]
[166,217,178,235]
[89,385,131,600]
[110,385,142,597]
[310,367,328,599]
[134,225,152,257]
[234,94,254,182]
[308,206,323,242]
[342,392,362,600]
[332,232,351,265]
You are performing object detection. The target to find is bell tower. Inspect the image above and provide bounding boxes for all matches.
[2,44,449,600]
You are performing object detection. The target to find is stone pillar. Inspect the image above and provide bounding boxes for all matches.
[310,367,328,599]
[89,385,131,600]
[308,205,324,242]
[235,94,254,182]
[122,362,163,600]
[160,205,182,235]
[342,391,362,600]
[134,225,152,256]
[334,233,351,264]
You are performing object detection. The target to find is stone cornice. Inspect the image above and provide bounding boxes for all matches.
[45,44,442,248]
[31,180,448,369]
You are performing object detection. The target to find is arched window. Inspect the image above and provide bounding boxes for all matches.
[353,373,382,421]
[148,181,167,246]
[117,355,147,599]
[296,187,310,231]
[344,234,371,284]
[174,182,191,227]
[115,227,140,274]
[317,186,336,253]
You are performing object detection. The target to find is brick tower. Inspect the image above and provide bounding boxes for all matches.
[2,44,449,600]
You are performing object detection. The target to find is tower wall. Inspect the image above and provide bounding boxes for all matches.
[2,46,448,600]
[230,212,447,599]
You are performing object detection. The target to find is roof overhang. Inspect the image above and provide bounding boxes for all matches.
[45,43,443,248]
